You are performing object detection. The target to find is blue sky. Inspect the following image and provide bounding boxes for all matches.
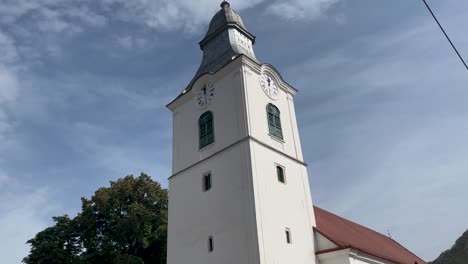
[1,0,467,263]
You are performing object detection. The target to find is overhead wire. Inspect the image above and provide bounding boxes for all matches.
[421,0,468,71]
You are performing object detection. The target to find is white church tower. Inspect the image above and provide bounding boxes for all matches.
[166,1,317,263]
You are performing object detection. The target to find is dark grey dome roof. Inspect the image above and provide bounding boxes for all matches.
[200,1,254,47]
[167,1,259,105]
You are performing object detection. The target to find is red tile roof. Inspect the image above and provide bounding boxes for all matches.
[314,206,427,264]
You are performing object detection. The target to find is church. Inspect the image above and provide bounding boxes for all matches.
[165,2,426,264]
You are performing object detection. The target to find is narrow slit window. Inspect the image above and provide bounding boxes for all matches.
[199,111,214,149]
[276,166,285,183]
[203,173,212,191]
[267,104,283,139]
[208,236,214,252]
[285,228,292,244]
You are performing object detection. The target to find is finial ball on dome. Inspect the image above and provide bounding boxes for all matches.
[220,1,230,8]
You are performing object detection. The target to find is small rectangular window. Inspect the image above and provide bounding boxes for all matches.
[203,173,212,191]
[285,228,292,244]
[276,165,285,183]
[208,236,214,252]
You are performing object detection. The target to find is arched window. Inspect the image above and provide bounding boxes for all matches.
[199,111,214,149]
[267,104,283,139]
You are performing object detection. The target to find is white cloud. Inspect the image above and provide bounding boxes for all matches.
[0,0,341,68]
[0,0,106,30]
[1,0,341,41]
[116,35,151,50]
[288,8,468,261]
[0,185,58,264]
[99,0,336,32]
[100,0,245,32]
[0,31,18,65]
[65,6,107,28]
[0,30,20,103]
[267,0,340,21]
[0,0,108,65]
[0,65,19,149]
[0,165,59,263]
[0,170,10,186]
[0,66,19,102]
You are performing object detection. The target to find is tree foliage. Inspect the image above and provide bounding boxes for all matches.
[431,229,468,264]
[23,173,168,264]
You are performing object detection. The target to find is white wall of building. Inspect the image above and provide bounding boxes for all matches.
[167,140,260,264]
[167,56,317,264]
[315,232,338,251]
[242,58,317,264]
[249,141,316,263]
[317,250,351,264]
[348,250,394,264]
[317,248,396,264]
[242,61,305,162]
[170,59,248,174]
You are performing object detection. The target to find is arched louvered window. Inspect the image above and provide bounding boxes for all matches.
[267,104,283,139]
[199,111,214,149]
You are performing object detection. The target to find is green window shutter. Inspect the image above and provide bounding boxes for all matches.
[266,104,283,139]
[268,113,275,134]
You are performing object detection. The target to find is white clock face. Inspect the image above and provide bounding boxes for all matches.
[196,83,215,109]
[259,74,278,99]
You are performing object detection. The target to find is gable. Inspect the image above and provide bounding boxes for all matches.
[315,230,339,251]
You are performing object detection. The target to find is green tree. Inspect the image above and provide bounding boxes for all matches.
[431,229,468,264]
[23,216,82,264]
[23,173,168,264]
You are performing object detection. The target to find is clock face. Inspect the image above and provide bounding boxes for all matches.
[196,83,215,109]
[259,74,278,99]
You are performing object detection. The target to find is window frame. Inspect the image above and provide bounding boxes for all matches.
[199,111,215,149]
[285,228,292,244]
[266,104,283,140]
[276,164,286,184]
[208,236,214,252]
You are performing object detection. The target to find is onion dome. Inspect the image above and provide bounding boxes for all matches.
[175,1,259,100]
[200,1,255,48]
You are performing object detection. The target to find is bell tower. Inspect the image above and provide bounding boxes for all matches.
[166,2,317,263]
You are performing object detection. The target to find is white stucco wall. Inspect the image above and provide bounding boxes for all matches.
[249,141,316,264]
[317,249,351,264]
[168,58,259,264]
[348,250,394,264]
[242,62,304,163]
[170,60,249,174]
[167,56,317,264]
[315,232,338,251]
[242,59,317,264]
[167,140,260,264]
[317,248,395,264]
